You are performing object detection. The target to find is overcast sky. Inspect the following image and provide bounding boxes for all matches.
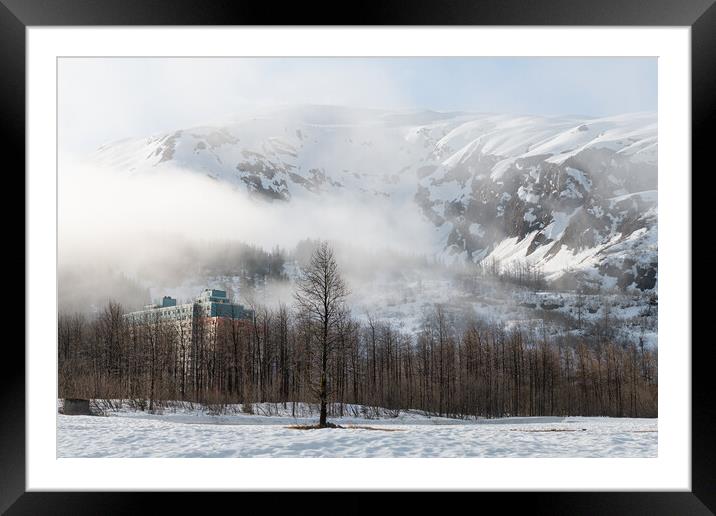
[59,57,657,156]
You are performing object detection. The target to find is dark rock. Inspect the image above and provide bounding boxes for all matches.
[63,398,91,415]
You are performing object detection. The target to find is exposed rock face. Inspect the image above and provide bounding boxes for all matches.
[95,106,657,291]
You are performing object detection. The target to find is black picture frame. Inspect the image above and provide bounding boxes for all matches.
[4,0,709,513]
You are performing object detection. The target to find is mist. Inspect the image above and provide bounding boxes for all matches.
[58,156,445,314]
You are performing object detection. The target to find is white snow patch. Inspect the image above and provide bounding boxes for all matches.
[566,167,592,190]
[469,223,485,237]
[542,208,579,241]
[517,185,540,204]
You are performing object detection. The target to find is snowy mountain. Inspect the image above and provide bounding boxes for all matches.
[94,105,657,292]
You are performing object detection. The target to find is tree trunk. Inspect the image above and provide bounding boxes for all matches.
[319,323,329,427]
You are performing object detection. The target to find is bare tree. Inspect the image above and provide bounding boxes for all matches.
[60,294,657,420]
[293,241,350,427]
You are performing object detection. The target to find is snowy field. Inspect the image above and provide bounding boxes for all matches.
[57,402,657,458]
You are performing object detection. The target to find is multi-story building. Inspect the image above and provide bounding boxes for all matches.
[124,288,253,324]
[123,289,254,399]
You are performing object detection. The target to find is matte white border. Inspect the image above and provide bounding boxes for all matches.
[27,27,691,491]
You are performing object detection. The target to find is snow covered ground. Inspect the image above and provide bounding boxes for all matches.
[57,402,657,458]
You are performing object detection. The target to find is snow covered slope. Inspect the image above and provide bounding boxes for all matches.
[94,105,657,291]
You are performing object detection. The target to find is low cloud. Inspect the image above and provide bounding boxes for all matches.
[58,157,437,277]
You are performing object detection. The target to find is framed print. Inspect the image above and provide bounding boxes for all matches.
[4,0,711,513]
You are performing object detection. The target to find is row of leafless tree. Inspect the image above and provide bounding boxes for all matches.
[59,242,656,420]
[475,256,548,290]
[58,303,657,419]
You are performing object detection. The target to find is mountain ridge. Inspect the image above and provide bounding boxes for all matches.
[93,106,657,292]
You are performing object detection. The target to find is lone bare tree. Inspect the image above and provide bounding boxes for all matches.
[294,241,350,427]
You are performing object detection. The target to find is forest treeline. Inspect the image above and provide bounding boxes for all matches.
[58,302,657,419]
